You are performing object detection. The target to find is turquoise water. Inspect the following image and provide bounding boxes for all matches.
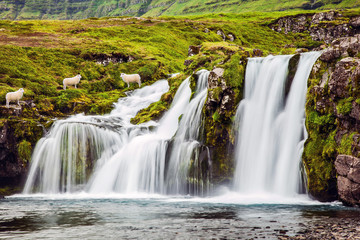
[1,193,359,239]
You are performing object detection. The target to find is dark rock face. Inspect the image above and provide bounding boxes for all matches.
[203,67,237,183]
[0,120,27,193]
[0,104,46,194]
[270,11,360,44]
[304,34,360,204]
[206,68,236,116]
[335,155,360,206]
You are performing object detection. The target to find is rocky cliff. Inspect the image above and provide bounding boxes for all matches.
[270,10,360,206]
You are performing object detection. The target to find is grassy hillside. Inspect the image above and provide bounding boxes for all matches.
[0,12,319,195]
[0,12,320,117]
[0,0,359,20]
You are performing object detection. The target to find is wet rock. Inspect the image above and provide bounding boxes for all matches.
[335,155,360,206]
[188,45,201,57]
[0,122,23,179]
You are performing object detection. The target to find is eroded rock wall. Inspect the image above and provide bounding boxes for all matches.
[304,33,360,204]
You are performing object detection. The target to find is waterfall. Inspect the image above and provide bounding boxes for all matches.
[233,52,321,196]
[165,70,211,195]
[23,80,170,194]
[87,77,192,194]
[88,70,210,194]
[24,70,211,195]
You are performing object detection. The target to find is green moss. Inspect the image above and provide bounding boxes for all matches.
[222,52,246,88]
[18,140,32,165]
[336,98,353,115]
[131,73,186,125]
[339,132,357,155]
[306,111,336,133]
[212,111,221,122]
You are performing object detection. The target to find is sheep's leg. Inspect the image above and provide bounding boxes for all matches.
[63,85,66,90]
[17,99,20,107]
[6,99,9,108]
[75,84,77,89]
[138,81,141,87]
[127,82,130,88]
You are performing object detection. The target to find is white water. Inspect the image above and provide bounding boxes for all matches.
[24,71,210,195]
[165,70,210,195]
[24,80,170,194]
[233,52,321,196]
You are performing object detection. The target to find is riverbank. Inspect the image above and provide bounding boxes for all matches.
[284,212,360,239]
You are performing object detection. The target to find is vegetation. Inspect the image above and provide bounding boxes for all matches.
[0,0,359,20]
[1,5,359,198]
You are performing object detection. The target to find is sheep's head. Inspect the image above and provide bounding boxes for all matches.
[19,88,24,93]
[77,74,82,79]
[120,73,125,77]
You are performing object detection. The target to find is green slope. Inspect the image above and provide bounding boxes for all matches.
[0,0,359,20]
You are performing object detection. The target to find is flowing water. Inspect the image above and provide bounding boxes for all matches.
[234,52,321,196]
[3,53,359,239]
[1,194,360,239]
[24,70,211,195]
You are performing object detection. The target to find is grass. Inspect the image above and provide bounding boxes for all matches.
[0,12,315,117]
[0,0,359,19]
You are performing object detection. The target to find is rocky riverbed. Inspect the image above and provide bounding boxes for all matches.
[282,212,360,240]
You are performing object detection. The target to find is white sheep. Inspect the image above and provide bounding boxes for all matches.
[120,73,141,88]
[6,88,24,108]
[63,74,82,90]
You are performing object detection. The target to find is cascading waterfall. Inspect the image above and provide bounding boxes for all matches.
[88,70,210,194]
[23,80,170,194]
[24,70,210,195]
[165,70,211,195]
[233,52,321,196]
[87,77,192,194]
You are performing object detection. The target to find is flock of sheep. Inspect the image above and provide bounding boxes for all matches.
[5,73,141,108]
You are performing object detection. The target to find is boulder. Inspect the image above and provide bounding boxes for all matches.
[217,30,226,41]
[188,45,201,57]
[227,34,235,42]
[252,49,263,57]
[328,57,360,99]
[335,155,360,206]
[350,16,360,28]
